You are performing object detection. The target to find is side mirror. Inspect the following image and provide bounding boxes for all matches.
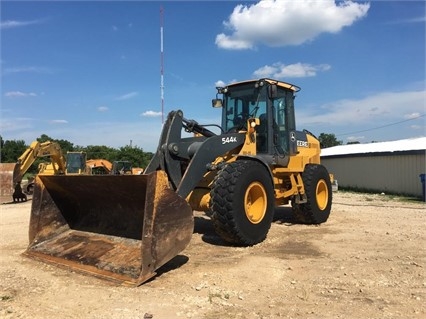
[268,84,278,99]
[212,99,223,108]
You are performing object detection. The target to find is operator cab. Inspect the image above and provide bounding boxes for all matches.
[66,152,87,174]
[213,79,300,158]
[112,161,133,175]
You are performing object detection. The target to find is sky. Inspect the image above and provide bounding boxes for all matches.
[1,0,425,152]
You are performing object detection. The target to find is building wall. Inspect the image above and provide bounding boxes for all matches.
[321,152,425,197]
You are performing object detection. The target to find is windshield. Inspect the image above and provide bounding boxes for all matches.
[221,81,297,155]
[66,153,85,173]
[222,83,267,132]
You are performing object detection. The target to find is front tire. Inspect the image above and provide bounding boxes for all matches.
[210,160,274,246]
[292,164,332,224]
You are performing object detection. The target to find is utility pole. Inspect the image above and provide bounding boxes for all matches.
[160,6,164,123]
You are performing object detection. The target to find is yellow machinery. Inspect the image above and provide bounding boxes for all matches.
[0,141,88,202]
[24,78,332,286]
[13,140,67,186]
[86,159,113,175]
[86,159,144,175]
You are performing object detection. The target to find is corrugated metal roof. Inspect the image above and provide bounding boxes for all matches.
[321,137,426,157]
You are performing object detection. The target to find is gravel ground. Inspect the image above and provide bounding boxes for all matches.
[0,191,425,319]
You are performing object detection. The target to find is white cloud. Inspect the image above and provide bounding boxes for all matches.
[0,19,43,30]
[293,89,425,143]
[97,106,109,112]
[3,66,54,75]
[253,62,331,79]
[297,90,425,130]
[410,125,423,130]
[215,79,238,87]
[4,91,37,98]
[216,0,370,50]
[215,80,226,88]
[404,112,421,119]
[0,117,35,133]
[141,110,162,117]
[387,15,426,25]
[116,92,138,100]
[49,120,68,124]
[215,34,253,50]
[0,117,164,152]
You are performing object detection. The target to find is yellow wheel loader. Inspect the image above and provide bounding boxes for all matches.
[24,78,332,286]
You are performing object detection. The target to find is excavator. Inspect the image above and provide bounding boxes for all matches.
[0,141,88,202]
[86,159,112,175]
[23,78,332,286]
[86,159,144,175]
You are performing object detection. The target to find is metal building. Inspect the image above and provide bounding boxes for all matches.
[320,137,426,198]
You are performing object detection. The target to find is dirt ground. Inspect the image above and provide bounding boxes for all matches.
[0,191,425,319]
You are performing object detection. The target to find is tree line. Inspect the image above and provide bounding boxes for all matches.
[0,134,154,175]
[0,132,351,176]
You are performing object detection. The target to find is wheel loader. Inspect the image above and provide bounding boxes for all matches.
[23,78,332,286]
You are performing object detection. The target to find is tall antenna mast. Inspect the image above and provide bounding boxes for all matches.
[160,6,164,123]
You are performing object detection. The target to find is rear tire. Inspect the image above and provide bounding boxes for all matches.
[210,160,274,246]
[292,164,332,224]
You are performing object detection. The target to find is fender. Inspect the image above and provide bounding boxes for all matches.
[177,133,245,198]
[236,155,275,189]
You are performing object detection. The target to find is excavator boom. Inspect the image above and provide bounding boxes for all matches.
[14,141,66,184]
[0,140,68,203]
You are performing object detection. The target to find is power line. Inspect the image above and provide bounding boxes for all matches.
[336,113,425,137]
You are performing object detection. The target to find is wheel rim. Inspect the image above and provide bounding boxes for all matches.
[244,182,267,224]
[316,179,329,210]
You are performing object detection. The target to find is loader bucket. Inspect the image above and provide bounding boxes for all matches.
[23,170,194,286]
[0,163,17,203]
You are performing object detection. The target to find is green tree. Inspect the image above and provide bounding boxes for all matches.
[347,141,360,145]
[116,145,152,168]
[0,134,154,174]
[318,133,342,149]
[36,134,51,143]
[82,145,118,162]
[0,138,27,163]
[36,134,74,152]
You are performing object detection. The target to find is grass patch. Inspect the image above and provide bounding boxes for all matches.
[338,187,423,203]
[208,290,230,303]
[1,295,13,301]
